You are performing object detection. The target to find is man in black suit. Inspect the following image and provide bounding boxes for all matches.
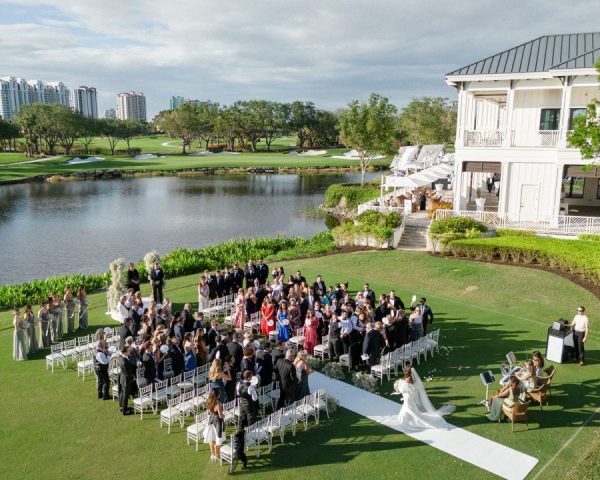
[126,262,141,293]
[227,331,244,372]
[182,303,194,333]
[169,337,184,377]
[206,319,219,351]
[119,318,134,349]
[271,341,286,369]
[150,262,164,304]
[232,263,245,292]
[396,309,410,346]
[215,270,225,297]
[328,316,343,361]
[389,290,405,310]
[416,297,434,335]
[223,267,232,296]
[173,315,185,342]
[118,345,136,415]
[313,275,326,297]
[244,261,257,289]
[362,283,376,307]
[255,341,273,387]
[257,259,269,285]
[276,350,298,408]
[293,270,306,285]
[209,335,229,364]
[374,294,391,323]
[363,323,384,366]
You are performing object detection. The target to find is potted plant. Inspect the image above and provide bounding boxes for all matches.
[475,188,486,211]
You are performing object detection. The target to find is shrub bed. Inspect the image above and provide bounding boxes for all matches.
[495,228,536,237]
[324,183,380,209]
[332,211,401,246]
[0,233,337,310]
[429,216,487,252]
[448,236,600,286]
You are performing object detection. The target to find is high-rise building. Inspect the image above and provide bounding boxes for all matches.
[0,76,29,120]
[116,91,146,121]
[104,108,116,119]
[170,95,184,110]
[70,86,98,118]
[43,82,70,106]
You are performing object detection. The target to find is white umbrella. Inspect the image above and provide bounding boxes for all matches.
[384,175,430,188]
[410,170,440,182]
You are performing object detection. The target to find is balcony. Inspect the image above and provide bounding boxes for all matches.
[463,129,565,148]
[464,130,505,147]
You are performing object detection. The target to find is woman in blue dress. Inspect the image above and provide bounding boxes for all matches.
[38,302,52,348]
[277,303,291,343]
[208,358,231,404]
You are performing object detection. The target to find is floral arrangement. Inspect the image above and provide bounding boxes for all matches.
[326,395,340,414]
[207,144,226,152]
[305,355,324,372]
[107,258,125,311]
[143,250,161,277]
[322,361,345,380]
[352,371,379,393]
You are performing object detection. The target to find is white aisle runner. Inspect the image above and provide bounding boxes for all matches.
[309,372,538,480]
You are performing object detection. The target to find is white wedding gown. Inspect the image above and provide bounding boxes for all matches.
[395,368,455,431]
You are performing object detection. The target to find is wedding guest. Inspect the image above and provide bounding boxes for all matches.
[241,347,256,375]
[227,331,243,372]
[245,287,258,318]
[50,292,63,340]
[260,297,276,336]
[194,330,208,366]
[214,270,225,298]
[204,388,225,462]
[207,319,219,351]
[389,290,405,310]
[223,354,236,401]
[127,263,141,293]
[288,298,301,333]
[234,288,246,329]
[276,303,291,343]
[118,295,131,324]
[231,263,245,291]
[409,308,424,341]
[303,310,318,355]
[568,306,589,366]
[119,318,134,349]
[415,297,434,335]
[257,259,269,285]
[13,308,27,361]
[532,352,545,378]
[235,370,259,469]
[38,302,52,348]
[487,375,522,421]
[94,340,111,399]
[396,309,410,346]
[77,285,89,330]
[256,341,273,388]
[328,314,343,361]
[294,351,312,400]
[363,322,384,366]
[210,335,229,364]
[119,345,136,415]
[141,340,156,386]
[150,262,164,304]
[24,304,38,355]
[169,336,184,377]
[184,341,196,373]
[198,277,210,311]
[64,285,76,334]
[208,359,231,404]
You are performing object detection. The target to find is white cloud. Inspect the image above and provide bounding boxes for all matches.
[0,0,599,116]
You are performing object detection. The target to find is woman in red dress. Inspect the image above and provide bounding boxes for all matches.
[260,297,276,336]
[303,309,318,355]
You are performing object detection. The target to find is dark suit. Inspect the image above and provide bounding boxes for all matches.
[183,310,194,333]
[227,341,243,373]
[173,323,185,342]
[118,354,136,412]
[223,273,232,296]
[256,350,273,387]
[363,289,376,307]
[374,303,390,323]
[257,263,269,285]
[207,327,219,352]
[215,275,225,297]
[231,269,245,291]
[328,320,343,360]
[169,344,184,377]
[313,281,326,295]
[244,266,257,289]
[396,315,410,346]
[272,347,285,369]
[141,350,156,385]
[119,325,133,349]
[126,268,140,293]
[293,275,306,285]
[417,304,434,334]
[209,343,229,365]
[276,358,298,408]
[363,329,384,366]
[390,296,405,310]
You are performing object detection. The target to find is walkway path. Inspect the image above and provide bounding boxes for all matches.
[0,154,64,167]
[160,141,183,148]
[309,372,538,480]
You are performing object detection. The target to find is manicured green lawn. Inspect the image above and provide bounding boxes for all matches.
[0,152,35,164]
[0,150,390,183]
[1,250,598,479]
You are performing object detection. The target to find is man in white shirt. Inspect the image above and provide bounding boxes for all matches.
[569,306,590,366]
[94,340,111,400]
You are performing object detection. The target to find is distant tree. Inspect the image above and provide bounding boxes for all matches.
[214,107,238,151]
[0,118,20,152]
[15,104,48,156]
[398,97,457,146]
[119,120,147,155]
[338,93,398,185]
[196,102,219,150]
[156,105,204,154]
[79,117,99,154]
[55,108,83,155]
[306,109,338,147]
[235,100,265,152]
[291,101,317,149]
[97,118,122,155]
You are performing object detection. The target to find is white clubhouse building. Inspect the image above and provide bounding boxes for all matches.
[447,32,600,223]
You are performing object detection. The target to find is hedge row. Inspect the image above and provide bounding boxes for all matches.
[448,236,600,286]
[0,232,336,310]
[324,183,380,209]
[332,211,402,244]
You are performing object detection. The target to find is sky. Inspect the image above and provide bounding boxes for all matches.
[1,0,599,118]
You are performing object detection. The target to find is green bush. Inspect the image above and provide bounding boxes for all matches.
[496,228,536,237]
[356,210,402,228]
[324,183,380,209]
[0,233,337,310]
[448,236,600,285]
[429,217,488,235]
[332,211,400,245]
[579,234,600,242]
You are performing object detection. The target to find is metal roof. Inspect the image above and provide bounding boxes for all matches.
[447,33,600,76]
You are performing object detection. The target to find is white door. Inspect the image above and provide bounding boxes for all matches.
[519,184,540,221]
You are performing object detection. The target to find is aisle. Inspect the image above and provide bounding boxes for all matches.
[309,372,538,480]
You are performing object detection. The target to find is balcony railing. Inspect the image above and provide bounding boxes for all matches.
[463,129,565,148]
[464,129,505,147]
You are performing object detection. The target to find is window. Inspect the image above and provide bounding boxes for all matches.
[539,108,561,130]
[562,177,585,198]
[568,108,587,130]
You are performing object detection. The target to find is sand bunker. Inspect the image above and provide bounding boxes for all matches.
[66,156,105,165]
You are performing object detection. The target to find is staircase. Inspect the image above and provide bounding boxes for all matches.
[397,212,430,251]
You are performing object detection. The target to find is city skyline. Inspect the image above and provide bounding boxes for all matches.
[1,1,599,118]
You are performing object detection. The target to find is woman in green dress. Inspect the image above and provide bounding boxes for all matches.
[64,286,76,334]
[486,376,522,421]
[50,292,63,340]
[24,304,38,354]
[38,302,52,348]
[77,285,89,330]
[13,308,27,361]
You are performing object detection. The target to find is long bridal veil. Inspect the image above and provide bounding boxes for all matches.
[411,368,456,417]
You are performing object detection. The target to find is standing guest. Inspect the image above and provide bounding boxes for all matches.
[241,347,256,375]
[276,303,291,343]
[141,341,156,386]
[64,285,76,334]
[173,315,185,342]
[396,309,410,346]
[245,287,258,318]
[294,351,312,400]
[13,308,27,361]
[169,336,185,377]
[339,310,354,354]
[363,322,384,366]
[94,340,111,399]
[288,299,301,333]
[215,270,225,298]
[233,288,246,329]
[76,286,89,330]
[374,294,391,323]
[389,290,405,310]
[235,371,259,469]
[207,319,220,352]
[257,259,269,285]
[194,330,208,366]
[161,298,172,321]
[50,292,63,340]
[568,306,590,366]
[244,261,257,289]
[198,277,210,312]
[204,388,225,462]
[293,270,306,285]
[328,314,343,361]
[181,303,194,333]
[409,308,424,341]
[231,263,245,292]
[203,269,215,299]
[38,302,52,348]
[184,341,196,372]
[24,304,38,355]
[313,275,326,296]
[276,350,298,408]
[303,310,318,355]
[126,263,141,293]
[227,331,244,373]
[150,262,164,304]
[362,283,376,307]
[119,318,134,349]
[223,354,237,401]
[192,312,205,334]
[209,335,229,365]
[414,297,434,335]
[208,359,231,404]
[223,267,232,296]
[260,297,276,336]
[256,342,273,388]
[118,345,136,415]
[272,341,286,369]
[118,295,131,324]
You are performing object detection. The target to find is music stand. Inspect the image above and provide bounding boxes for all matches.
[478,370,495,412]
[506,351,517,369]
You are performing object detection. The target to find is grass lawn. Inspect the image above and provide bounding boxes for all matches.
[0,152,35,164]
[0,150,391,183]
[1,250,599,479]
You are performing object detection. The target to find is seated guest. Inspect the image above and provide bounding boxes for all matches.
[486,375,522,421]
[169,336,184,377]
[532,351,546,377]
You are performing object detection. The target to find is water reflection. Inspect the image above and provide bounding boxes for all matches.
[0,173,376,285]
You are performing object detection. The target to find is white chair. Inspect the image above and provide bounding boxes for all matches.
[506,351,517,369]
[178,370,195,392]
[281,402,300,437]
[371,353,392,385]
[152,379,169,410]
[296,393,318,429]
[264,409,285,444]
[46,343,66,373]
[61,339,78,364]
[193,364,209,386]
[244,311,261,334]
[167,374,182,399]
[193,384,211,410]
[179,389,198,419]
[425,329,439,358]
[187,411,209,451]
[267,381,280,409]
[288,327,305,351]
[163,358,174,380]
[258,383,273,417]
[133,384,154,419]
[314,389,329,421]
[222,399,239,426]
[223,305,234,326]
[339,354,350,371]
[74,335,90,359]
[136,366,148,388]
[313,335,329,360]
[76,351,95,381]
[268,329,278,343]
[219,435,235,472]
[160,395,184,433]
[415,337,428,364]
[246,417,272,457]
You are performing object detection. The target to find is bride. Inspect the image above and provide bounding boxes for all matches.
[394,363,455,431]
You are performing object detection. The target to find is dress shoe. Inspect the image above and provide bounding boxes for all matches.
[579,361,585,367]
[122,410,133,416]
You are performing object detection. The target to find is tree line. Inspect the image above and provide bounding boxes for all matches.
[0,96,457,158]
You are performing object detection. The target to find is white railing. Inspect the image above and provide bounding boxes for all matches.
[390,210,409,247]
[358,204,404,214]
[510,129,562,148]
[464,129,505,147]
[435,209,600,235]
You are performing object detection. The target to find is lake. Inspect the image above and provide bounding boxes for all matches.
[0,173,377,285]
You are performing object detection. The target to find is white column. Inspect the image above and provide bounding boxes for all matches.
[502,81,515,147]
[498,162,510,217]
[558,77,573,148]
[455,84,467,147]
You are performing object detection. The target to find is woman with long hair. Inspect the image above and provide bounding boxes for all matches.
[13,308,27,361]
[64,285,76,334]
[194,330,207,366]
[38,302,52,348]
[203,388,225,461]
[260,297,276,336]
[76,285,89,330]
[276,302,291,343]
[303,310,318,355]
[208,358,231,404]
[50,292,63,340]
[233,288,246,329]
[24,304,38,355]
[198,277,210,312]
[294,350,312,399]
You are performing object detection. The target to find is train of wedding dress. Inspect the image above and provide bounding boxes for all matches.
[394,367,456,431]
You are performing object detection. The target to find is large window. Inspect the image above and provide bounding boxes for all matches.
[539,108,561,130]
[563,177,585,198]
[568,108,587,130]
